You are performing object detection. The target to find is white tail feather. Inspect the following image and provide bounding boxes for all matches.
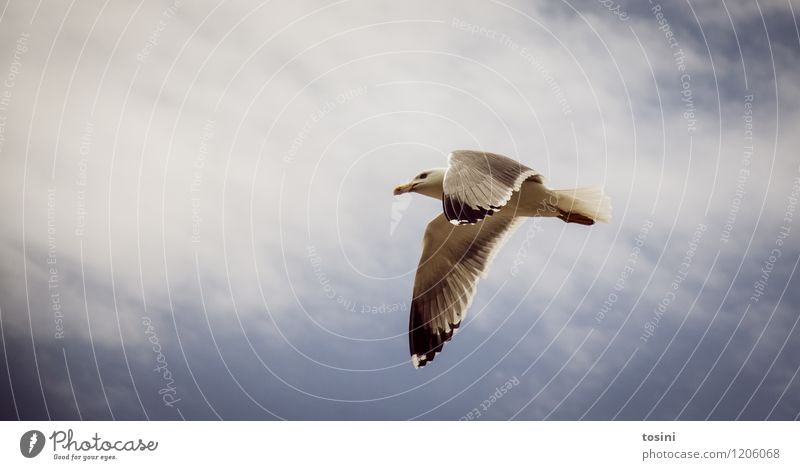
[552,185,612,223]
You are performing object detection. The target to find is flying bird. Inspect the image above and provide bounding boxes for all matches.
[393,150,611,368]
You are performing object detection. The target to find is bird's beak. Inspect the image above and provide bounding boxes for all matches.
[393,183,414,195]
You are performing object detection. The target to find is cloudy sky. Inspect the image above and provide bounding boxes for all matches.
[1,0,799,420]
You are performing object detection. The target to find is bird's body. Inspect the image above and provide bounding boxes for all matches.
[394,150,611,368]
[497,178,559,218]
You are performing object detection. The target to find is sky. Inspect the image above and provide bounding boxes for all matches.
[0,0,799,420]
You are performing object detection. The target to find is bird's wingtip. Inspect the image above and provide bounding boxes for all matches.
[411,354,427,369]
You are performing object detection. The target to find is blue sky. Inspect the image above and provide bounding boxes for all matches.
[1,0,799,420]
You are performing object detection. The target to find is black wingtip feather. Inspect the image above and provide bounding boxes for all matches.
[443,196,497,225]
[409,301,461,368]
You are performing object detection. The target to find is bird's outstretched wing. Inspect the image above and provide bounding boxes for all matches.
[409,213,521,368]
[443,150,542,225]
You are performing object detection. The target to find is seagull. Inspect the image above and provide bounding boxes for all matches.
[393,150,611,368]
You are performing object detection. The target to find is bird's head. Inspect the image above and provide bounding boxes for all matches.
[393,168,446,199]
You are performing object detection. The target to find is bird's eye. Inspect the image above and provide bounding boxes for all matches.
[419,173,428,179]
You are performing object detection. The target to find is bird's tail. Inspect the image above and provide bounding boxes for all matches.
[551,185,612,225]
